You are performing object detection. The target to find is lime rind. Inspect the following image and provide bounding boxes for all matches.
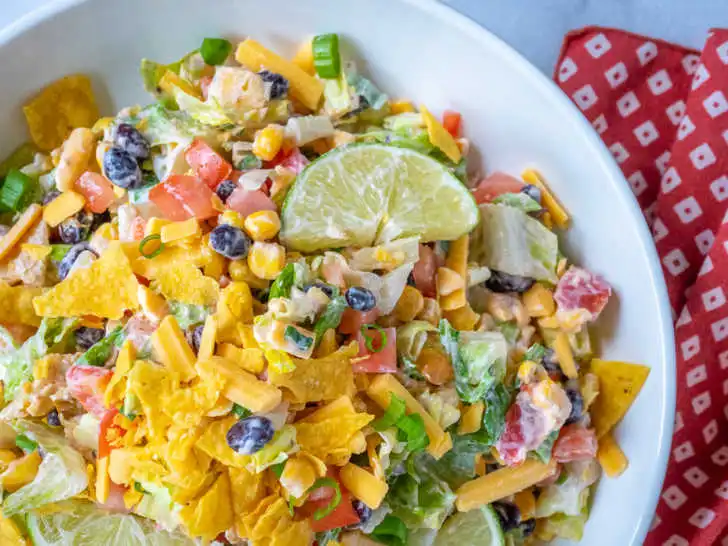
[280,143,479,253]
[433,505,506,546]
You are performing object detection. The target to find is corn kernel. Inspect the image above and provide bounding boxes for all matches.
[394,286,425,322]
[228,260,270,290]
[390,100,415,114]
[247,241,286,280]
[523,283,556,317]
[244,210,281,241]
[220,210,246,229]
[517,360,547,384]
[33,356,54,381]
[253,124,284,161]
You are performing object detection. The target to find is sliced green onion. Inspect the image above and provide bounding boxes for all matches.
[200,38,232,66]
[284,325,313,352]
[236,153,263,171]
[307,477,342,520]
[287,496,296,516]
[312,34,341,79]
[232,403,252,419]
[49,244,72,261]
[0,169,36,212]
[271,461,286,478]
[396,413,429,452]
[370,515,408,546]
[372,393,406,431]
[15,434,38,452]
[360,324,387,353]
[134,481,149,494]
[139,234,164,259]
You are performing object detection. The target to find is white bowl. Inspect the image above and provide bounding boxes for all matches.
[0,0,675,544]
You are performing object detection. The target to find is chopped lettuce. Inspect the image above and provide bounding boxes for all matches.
[397,320,436,366]
[349,237,420,272]
[418,389,461,431]
[344,263,414,315]
[71,413,101,452]
[439,320,507,404]
[471,204,559,283]
[3,421,88,517]
[269,263,296,300]
[247,425,297,473]
[167,301,210,329]
[532,430,558,463]
[322,73,356,118]
[414,432,491,490]
[538,510,589,542]
[139,50,201,95]
[536,459,600,518]
[347,72,388,111]
[134,481,181,531]
[466,383,512,447]
[285,116,335,146]
[173,91,233,127]
[313,295,347,341]
[0,318,77,401]
[137,104,214,149]
[492,192,542,213]
[76,325,125,367]
[384,113,425,132]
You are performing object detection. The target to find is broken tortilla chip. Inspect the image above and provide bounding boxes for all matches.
[589,359,650,438]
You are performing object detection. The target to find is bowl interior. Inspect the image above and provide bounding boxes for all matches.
[0,0,675,544]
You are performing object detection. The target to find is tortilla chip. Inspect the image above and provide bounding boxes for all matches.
[294,396,373,465]
[268,342,358,404]
[33,242,139,319]
[131,242,210,279]
[23,74,99,151]
[196,416,250,468]
[178,471,234,542]
[589,359,650,437]
[0,282,42,326]
[150,261,219,307]
[229,466,267,516]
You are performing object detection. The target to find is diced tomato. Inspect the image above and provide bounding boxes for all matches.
[307,489,360,533]
[353,326,397,373]
[554,266,612,319]
[413,244,438,297]
[185,138,233,189]
[495,403,526,466]
[472,172,525,204]
[279,148,309,174]
[75,172,116,213]
[226,188,277,217]
[553,425,598,463]
[339,308,379,335]
[199,75,213,101]
[66,365,113,418]
[442,110,462,138]
[99,408,123,458]
[149,174,216,221]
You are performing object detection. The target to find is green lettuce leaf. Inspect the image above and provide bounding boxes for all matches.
[536,460,600,518]
[167,301,210,330]
[397,320,436,364]
[387,465,455,531]
[532,430,558,463]
[269,263,296,300]
[492,192,542,213]
[0,318,77,401]
[538,510,589,541]
[247,425,297,473]
[313,295,347,341]
[3,421,87,517]
[134,481,180,531]
[471,203,559,282]
[76,325,125,367]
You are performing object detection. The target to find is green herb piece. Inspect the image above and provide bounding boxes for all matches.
[200,38,232,66]
[77,326,125,367]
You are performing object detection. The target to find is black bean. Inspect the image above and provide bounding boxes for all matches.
[42,190,61,205]
[114,123,150,160]
[541,348,562,375]
[520,184,542,203]
[351,499,372,526]
[215,179,237,202]
[191,325,205,354]
[485,270,535,293]
[519,518,536,537]
[75,327,105,350]
[209,224,251,260]
[58,210,94,244]
[492,501,520,533]
[103,146,142,189]
[345,286,376,312]
[46,408,61,427]
[258,70,289,100]
[226,416,275,455]
[303,282,335,299]
[565,382,584,425]
[57,243,97,280]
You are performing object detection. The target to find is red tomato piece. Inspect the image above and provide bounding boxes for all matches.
[75,172,116,214]
[279,147,309,174]
[552,424,598,463]
[495,403,526,466]
[149,175,216,221]
[308,489,360,533]
[98,408,122,459]
[185,138,233,190]
[66,365,113,418]
[472,172,525,204]
[554,266,612,319]
[338,308,379,335]
[413,244,438,297]
[353,326,397,373]
[226,188,277,217]
[442,110,462,138]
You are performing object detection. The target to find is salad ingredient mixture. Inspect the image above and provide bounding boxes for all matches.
[0,32,650,546]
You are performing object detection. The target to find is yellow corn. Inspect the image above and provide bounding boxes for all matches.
[542,211,554,229]
[389,100,415,114]
[247,241,286,280]
[437,266,465,297]
[280,455,320,499]
[220,210,245,229]
[522,169,570,229]
[597,432,629,477]
[92,116,114,134]
[458,402,484,435]
[42,191,85,227]
[33,356,54,381]
[253,124,285,161]
[551,332,578,379]
[160,218,200,244]
[557,257,568,277]
[228,260,270,290]
[394,286,425,322]
[137,285,168,323]
[523,283,556,317]
[443,303,479,331]
[244,210,281,241]
[203,245,226,280]
[517,360,547,384]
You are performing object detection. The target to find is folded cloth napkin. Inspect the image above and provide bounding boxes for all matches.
[555,27,728,545]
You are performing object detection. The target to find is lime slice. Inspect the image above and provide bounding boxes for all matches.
[433,505,506,546]
[280,144,479,252]
[26,501,193,546]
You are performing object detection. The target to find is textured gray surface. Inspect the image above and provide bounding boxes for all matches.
[1,0,727,73]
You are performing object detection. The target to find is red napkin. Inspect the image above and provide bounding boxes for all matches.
[555,27,728,544]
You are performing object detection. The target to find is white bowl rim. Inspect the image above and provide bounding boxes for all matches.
[0,0,676,543]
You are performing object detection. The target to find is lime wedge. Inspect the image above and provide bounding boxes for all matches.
[433,505,506,546]
[26,501,193,546]
[280,144,479,252]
